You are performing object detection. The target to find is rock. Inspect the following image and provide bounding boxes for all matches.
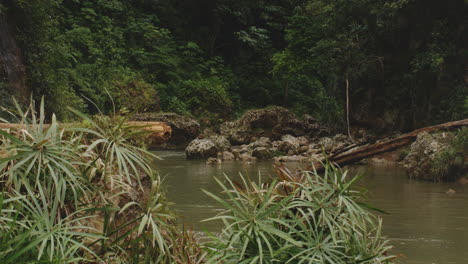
[206,157,221,165]
[186,135,231,159]
[458,177,468,185]
[222,151,235,161]
[333,134,348,142]
[199,128,217,138]
[297,136,309,146]
[186,139,218,159]
[238,153,257,163]
[252,147,272,160]
[133,112,200,147]
[318,137,334,153]
[220,107,313,145]
[403,132,465,181]
[446,189,456,195]
[230,145,250,159]
[303,114,320,134]
[298,145,309,154]
[307,143,320,154]
[274,140,297,155]
[249,137,272,148]
[281,135,300,149]
[209,135,231,151]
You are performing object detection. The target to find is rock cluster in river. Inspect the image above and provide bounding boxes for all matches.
[185,107,359,163]
[220,106,320,144]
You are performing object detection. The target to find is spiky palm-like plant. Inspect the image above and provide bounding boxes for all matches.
[0,99,188,263]
[203,163,395,264]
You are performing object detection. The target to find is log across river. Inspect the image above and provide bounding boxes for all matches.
[313,118,468,171]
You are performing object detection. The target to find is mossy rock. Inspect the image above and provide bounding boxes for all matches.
[403,130,467,182]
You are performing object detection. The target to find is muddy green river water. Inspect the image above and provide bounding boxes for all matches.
[155,150,468,264]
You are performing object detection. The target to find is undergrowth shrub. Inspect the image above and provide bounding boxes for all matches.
[431,128,468,181]
[203,163,395,264]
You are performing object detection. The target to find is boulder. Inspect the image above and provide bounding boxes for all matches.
[185,134,231,159]
[252,147,272,160]
[249,137,272,148]
[220,107,314,145]
[199,128,217,138]
[297,136,309,146]
[185,139,218,159]
[281,134,300,149]
[133,112,200,147]
[307,143,320,155]
[318,137,334,153]
[274,140,297,155]
[222,151,235,161]
[446,189,456,195]
[298,145,309,154]
[230,145,250,159]
[238,153,257,162]
[403,132,465,181]
[209,135,231,151]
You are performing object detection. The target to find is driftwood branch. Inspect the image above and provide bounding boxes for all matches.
[313,119,468,170]
[0,121,172,144]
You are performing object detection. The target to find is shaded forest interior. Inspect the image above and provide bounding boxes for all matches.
[0,0,466,133]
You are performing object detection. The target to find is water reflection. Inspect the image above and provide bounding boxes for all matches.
[155,150,468,264]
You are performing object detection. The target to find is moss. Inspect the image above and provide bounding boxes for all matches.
[430,128,468,181]
[398,147,411,161]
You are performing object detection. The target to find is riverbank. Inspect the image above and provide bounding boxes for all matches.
[139,106,467,182]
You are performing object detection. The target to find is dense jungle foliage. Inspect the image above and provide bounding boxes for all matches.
[0,99,394,263]
[0,0,467,130]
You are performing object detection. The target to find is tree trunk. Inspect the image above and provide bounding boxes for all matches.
[345,76,354,142]
[0,121,172,144]
[0,14,30,104]
[284,80,289,106]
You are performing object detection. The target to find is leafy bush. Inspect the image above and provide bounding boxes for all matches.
[431,128,468,181]
[203,163,395,264]
[398,148,411,161]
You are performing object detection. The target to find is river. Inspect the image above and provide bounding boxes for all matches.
[154,150,468,264]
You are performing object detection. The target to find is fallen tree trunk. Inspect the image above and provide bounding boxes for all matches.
[313,118,468,171]
[0,121,172,144]
[127,121,172,144]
